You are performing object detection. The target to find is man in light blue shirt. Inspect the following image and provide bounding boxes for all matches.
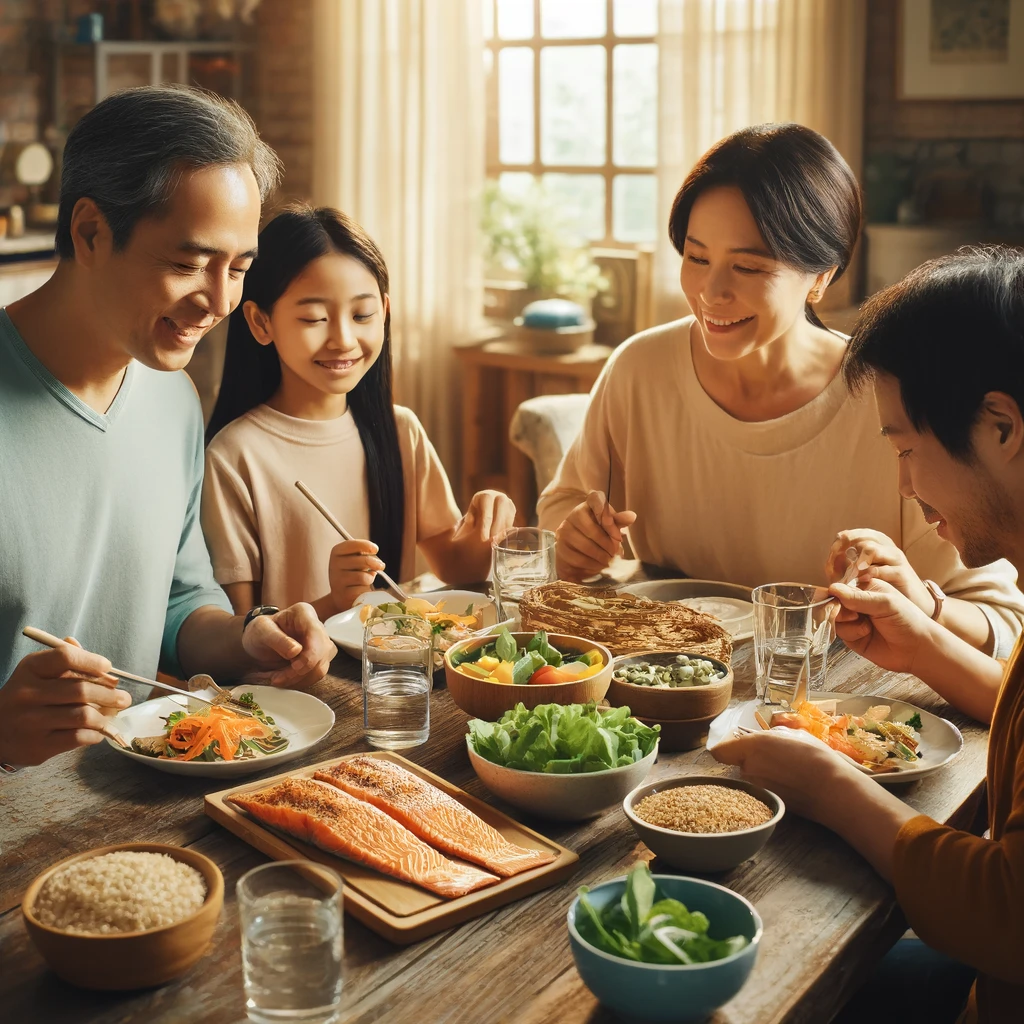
[0,86,336,767]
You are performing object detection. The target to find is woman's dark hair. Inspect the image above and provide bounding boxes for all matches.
[844,245,1024,462]
[57,85,281,259]
[206,206,405,579]
[668,123,862,330]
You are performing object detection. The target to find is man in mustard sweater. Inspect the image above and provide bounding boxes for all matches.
[714,246,1024,1023]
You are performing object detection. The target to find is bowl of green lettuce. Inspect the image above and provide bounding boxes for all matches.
[466,702,660,820]
[568,863,762,1022]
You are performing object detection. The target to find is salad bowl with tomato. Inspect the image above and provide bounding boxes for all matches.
[444,629,613,719]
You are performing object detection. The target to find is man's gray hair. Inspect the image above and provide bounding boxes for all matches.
[56,85,282,259]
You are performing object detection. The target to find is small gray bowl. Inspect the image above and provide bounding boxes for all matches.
[624,775,784,873]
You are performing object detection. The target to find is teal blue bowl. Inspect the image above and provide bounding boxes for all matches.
[567,875,762,1022]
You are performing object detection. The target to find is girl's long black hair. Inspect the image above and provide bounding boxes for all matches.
[206,205,406,581]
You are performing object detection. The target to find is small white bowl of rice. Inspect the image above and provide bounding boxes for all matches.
[624,776,784,873]
[22,843,224,990]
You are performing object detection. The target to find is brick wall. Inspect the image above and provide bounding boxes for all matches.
[864,0,1024,226]
[0,0,44,208]
[248,0,315,208]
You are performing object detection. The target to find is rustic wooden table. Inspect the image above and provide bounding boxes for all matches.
[0,641,987,1024]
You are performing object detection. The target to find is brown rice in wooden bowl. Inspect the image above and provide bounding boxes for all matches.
[22,842,224,990]
[624,776,784,873]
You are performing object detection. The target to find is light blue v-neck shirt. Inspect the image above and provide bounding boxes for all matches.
[0,309,232,692]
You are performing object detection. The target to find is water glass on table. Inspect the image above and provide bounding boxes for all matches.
[238,861,344,1024]
[491,527,557,621]
[362,614,432,750]
[752,582,835,705]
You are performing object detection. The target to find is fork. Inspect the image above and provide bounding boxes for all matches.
[21,628,257,718]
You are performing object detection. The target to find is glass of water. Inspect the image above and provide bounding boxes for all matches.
[238,861,343,1024]
[752,582,835,705]
[491,527,557,621]
[362,614,432,750]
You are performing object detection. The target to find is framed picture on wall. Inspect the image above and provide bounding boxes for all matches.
[900,0,1024,98]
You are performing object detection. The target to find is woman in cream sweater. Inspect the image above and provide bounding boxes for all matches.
[538,123,1024,676]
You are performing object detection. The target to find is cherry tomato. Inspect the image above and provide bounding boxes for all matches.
[529,665,566,686]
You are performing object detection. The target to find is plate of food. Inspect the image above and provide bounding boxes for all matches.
[618,580,754,642]
[107,685,335,777]
[707,692,963,784]
[324,590,497,662]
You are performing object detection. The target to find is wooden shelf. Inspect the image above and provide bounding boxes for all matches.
[455,335,612,522]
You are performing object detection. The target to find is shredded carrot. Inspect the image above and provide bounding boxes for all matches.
[163,706,275,762]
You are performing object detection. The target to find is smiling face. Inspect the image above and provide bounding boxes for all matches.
[82,163,261,372]
[680,186,832,361]
[246,251,388,412]
[874,373,1018,567]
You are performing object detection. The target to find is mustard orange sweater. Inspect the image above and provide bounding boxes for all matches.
[892,638,1024,1023]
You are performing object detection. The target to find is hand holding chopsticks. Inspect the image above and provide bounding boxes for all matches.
[0,632,134,764]
[554,489,638,582]
[295,480,409,602]
[21,628,257,719]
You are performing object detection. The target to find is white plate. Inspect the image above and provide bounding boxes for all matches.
[324,590,497,659]
[619,579,755,642]
[106,685,335,777]
[707,691,963,785]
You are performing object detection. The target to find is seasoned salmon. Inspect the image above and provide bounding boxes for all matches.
[315,756,556,878]
[228,778,499,899]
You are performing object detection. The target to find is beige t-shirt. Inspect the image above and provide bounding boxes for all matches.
[202,403,461,609]
[537,317,1024,657]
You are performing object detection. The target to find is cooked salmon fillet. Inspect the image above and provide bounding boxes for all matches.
[228,777,499,898]
[315,756,557,878]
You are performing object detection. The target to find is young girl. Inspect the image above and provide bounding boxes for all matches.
[202,206,515,618]
[539,123,1024,669]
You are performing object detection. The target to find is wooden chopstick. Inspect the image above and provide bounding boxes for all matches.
[295,479,409,602]
[21,628,255,718]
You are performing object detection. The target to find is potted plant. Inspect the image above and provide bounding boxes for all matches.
[482,180,607,319]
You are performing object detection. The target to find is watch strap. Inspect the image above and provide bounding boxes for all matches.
[242,605,280,632]
[923,580,945,621]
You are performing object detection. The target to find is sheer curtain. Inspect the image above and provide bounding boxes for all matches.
[312,0,485,473]
[655,0,867,322]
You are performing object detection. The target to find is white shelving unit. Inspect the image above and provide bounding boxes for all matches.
[87,40,248,102]
[53,40,251,131]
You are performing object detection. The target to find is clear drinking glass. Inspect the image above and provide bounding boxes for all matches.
[752,583,835,705]
[238,861,343,1024]
[491,527,557,621]
[362,614,432,750]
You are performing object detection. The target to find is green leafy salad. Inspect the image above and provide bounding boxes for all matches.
[577,863,749,965]
[467,701,659,774]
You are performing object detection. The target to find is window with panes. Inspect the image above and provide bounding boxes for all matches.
[483,0,659,247]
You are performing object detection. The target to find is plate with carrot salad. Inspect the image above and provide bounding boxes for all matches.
[107,685,335,778]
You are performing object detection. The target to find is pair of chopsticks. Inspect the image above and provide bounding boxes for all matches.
[22,628,256,722]
[600,457,631,556]
[295,480,409,602]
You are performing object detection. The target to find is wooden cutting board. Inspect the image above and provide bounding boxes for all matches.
[204,750,579,944]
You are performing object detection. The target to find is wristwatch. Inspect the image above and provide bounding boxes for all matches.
[923,579,946,621]
[242,605,280,632]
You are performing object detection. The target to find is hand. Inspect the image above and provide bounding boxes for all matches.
[554,490,637,581]
[711,727,870,820]
[241,603,338,688]
[0,639,132,766]
[826,529,934,617]
[453,490,516,545]
[327,538,385,613]
[830,576,937,675]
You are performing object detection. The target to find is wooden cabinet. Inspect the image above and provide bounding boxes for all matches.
[455,338,612,521]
